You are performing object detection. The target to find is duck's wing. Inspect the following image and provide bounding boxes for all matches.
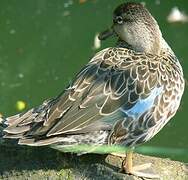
[3,48,162,146]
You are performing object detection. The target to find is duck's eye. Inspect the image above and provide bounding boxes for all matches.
[116,16,123,24]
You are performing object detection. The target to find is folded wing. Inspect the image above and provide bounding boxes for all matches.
[3,48,162,146]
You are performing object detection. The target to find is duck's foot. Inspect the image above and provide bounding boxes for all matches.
[121,163,160,179]
[110,152,126,158]
[120,151,160,179]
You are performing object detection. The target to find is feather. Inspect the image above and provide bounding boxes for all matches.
[3,47,184,147]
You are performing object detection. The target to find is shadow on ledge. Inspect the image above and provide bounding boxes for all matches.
[0,140,188,180]
[0,140,127,180]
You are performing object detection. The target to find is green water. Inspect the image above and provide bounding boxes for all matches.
[0,0,188,163]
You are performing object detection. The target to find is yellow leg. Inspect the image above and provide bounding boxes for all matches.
[121,151,160,179]
[122,150,133,173]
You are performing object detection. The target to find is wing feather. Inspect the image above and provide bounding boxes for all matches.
[4,47,161,145]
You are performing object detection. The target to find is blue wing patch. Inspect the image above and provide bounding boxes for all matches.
[121,86,163,119]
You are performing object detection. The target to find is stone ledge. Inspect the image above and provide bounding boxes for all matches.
[0,141,187,180]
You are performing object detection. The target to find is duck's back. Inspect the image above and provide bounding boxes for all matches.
[2,47,184,149]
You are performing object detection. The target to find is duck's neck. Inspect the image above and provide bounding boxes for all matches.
[116,39,134,50]
[116,37,175,58]
[159,38,175,57]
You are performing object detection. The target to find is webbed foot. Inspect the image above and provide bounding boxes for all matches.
[121,151,160,179]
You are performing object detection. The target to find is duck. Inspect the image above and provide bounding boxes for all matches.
[1,2,184,179]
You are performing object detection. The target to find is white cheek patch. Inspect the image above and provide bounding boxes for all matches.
[114,25,129,42]
[114,25,141,50]
[114,24,153,53]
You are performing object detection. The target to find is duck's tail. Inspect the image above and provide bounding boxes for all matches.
[0,116,7,145]
[0,117,6,134]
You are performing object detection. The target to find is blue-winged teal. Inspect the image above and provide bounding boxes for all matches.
[1,2,184,178]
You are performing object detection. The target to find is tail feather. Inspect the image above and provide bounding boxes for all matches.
[3,133,24,139]
[5,108,37,127]
[0,117,7,145]
[2,98,58,145]
[1,96,108,148]
[5,113,23,125]
[18,136,66,146]
[3,110,47,139]
[4,125,30,134]
[0,116,7,134]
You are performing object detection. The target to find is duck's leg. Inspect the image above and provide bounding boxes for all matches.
[121,151,160,179]
[110,152,126,158]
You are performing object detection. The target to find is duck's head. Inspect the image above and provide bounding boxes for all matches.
[99,2,163,55]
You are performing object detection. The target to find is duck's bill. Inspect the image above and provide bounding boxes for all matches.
[98,27,115,40]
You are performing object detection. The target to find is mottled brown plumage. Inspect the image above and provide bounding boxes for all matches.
[1,2,184,178]
[2,46,184,147]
